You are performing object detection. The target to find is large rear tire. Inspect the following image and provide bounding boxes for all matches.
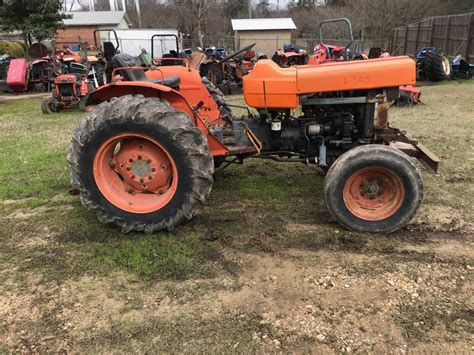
[68,95,214,233]
[423,50,451,81]
[324,145,424,233]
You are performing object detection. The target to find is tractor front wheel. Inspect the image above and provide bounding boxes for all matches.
[324,145,424,233]
[41,98,53,114]
[68,95,214,232]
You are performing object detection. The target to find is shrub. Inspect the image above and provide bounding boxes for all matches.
[0,41,12,55]
[9,42,25,57]
[0,41,25,57]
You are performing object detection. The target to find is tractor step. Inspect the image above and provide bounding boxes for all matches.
[226,145,257,155]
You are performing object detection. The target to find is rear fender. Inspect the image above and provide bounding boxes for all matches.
[86,82,228,156]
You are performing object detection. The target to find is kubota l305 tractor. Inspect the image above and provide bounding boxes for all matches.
[68,46,439,233]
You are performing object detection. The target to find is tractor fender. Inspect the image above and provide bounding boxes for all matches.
[86,81,228,156]
[87,81,195,118]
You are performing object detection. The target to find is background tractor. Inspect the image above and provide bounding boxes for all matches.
[190,43,256,94]
[68,45,439,234]
[273,44,308,67]
[416,47,452,81]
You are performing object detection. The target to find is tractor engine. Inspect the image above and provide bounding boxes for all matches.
[239,92,383,166]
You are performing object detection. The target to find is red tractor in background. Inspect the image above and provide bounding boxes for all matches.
[273,44,308,67]
[42,61,90,113]
[306,18,421,105]
[68,41,439,234]
[41,45,93,113]
[190,43,257,94]
[41,33,119,114]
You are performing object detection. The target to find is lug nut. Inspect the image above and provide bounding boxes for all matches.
[138,155,142,160]
[148,176,153,180]
[109,160,116,168]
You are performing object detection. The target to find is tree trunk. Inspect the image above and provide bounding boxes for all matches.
[23,33,30,57]
[197,2,204,48]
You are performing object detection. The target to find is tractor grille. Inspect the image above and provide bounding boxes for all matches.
[58,83,74,97]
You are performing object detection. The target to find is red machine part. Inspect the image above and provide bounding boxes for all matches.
[399,85,421,104]
[6,59,29,92]
[54,74,78,97]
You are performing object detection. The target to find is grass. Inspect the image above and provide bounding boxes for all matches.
[0,81,473,351]
[1,84,473,280]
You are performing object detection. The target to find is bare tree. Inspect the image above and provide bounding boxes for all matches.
[168,0,217,47]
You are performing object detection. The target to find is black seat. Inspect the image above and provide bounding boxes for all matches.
[111,53,180,88]
[103,42,117,61]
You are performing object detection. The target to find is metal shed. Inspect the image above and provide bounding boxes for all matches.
[231,18,297,57]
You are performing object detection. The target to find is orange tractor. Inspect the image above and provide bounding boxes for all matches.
[68,46,439,233]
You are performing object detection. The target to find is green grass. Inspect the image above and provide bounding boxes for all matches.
[1,84,473,282]
[0,82,473,352]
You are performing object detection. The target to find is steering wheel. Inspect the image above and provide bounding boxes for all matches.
[218,43,256,64]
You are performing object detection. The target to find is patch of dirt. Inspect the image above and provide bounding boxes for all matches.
[2,239,472,352]
[1,197,36,206]
[414,205,471,233]
[5,204,73,220]
[0,92,49,101]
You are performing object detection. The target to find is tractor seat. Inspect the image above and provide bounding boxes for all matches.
[111,53,180,88]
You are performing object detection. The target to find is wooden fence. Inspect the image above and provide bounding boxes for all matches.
[391,12,474,62]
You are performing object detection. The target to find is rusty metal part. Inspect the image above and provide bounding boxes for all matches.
[375,127,440,173]
[244,128,263,155]
[375,103,389,129]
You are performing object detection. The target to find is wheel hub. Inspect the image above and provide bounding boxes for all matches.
[111,140,172,193]
[362,180,382,198]
[131,158,151,178]
[343,166,405,221]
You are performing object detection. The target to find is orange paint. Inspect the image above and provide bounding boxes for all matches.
[87,80,228,157]
[93,133,178,214]
[342,166,405,221]
[243,57,416,109]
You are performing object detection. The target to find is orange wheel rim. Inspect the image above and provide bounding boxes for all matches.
[343,166,405,221]
[93,133,178,214]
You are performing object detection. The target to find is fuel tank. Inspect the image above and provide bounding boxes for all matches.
[243,57,416,109]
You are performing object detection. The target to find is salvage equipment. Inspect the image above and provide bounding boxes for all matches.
[68,47,439,233]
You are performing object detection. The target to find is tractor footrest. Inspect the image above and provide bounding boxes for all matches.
[226,145,257,155]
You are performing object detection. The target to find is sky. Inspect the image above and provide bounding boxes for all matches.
[70,0,298,12]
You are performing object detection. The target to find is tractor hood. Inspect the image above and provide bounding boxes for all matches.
[243,57,416,109]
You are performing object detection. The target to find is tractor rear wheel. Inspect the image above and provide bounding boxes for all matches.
[68,95,214,232]
[202,77,231,117]
[423,50,451,81]
[324,145,424,233]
